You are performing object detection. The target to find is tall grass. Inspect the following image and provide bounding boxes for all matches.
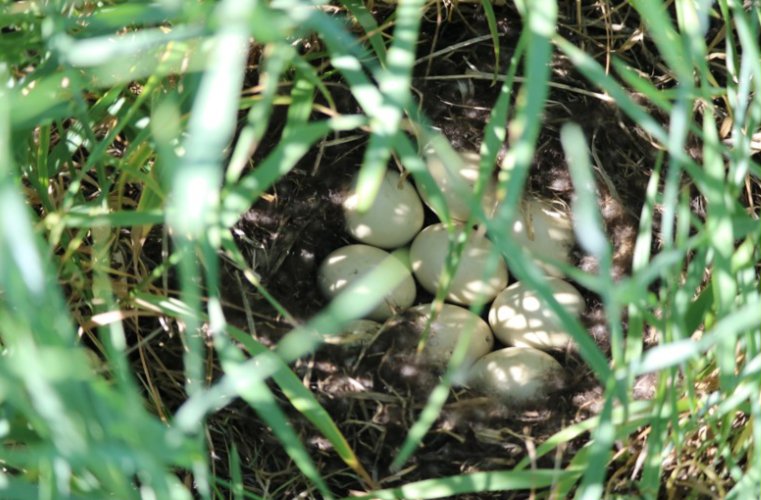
[1,1,759,499]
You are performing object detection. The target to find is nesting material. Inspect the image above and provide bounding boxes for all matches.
[317,244,416,321]
[467,347,566,406]
[408,303,494,367]
[488,278,584,351]
[323,319,382,346]
[417,149,497,222]
[511,197,574,276]
[409,223,508,305]
[343,169,425,249]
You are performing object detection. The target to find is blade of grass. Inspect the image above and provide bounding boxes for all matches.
[221,114,367,227]
[338,0,388,63]
[226,42,294,183]
[346,469,579,500]
[479,0,501,75]
[388,30,527,471]
[163,6,254,497]
[224,364,334,499]
[354,0,425,210]
[633,299,761,375]
[625,154,663,365]
[220,233,297,324]
[485,4,603,371]
[227,325,377,488]
[554,36,668,145]
[629,0,692,82]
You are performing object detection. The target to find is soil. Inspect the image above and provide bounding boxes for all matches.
[129,2,691,498]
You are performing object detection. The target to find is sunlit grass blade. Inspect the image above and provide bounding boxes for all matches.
[354,0,425,210]
[632,300,761,375]
[275,250,416,360]
[625,154,663,365]
[629,0,692,82]
[554,37,668,145]
[560,123,619,343]
[77,2,185,32]
[388,29,527,471]
[226,325,377,488]
[227,42,294,183]
[282,69,317,135]
[480,30,525,184]
[221,114,367,227]
[134,291,375,488]
[388,336,464,471]
[220,233,296,324]
[484,26,613,381]
[224,364,335,499]
[347,469,579,500]
[338,0,388,62]
[165,4,252,416]
[479,0,501,75]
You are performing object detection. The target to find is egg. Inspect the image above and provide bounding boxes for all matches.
[488,278,584,351]
[317,245,416,321]
[410,223,508,305]
[510,197,574,276]
[407,303,494,367]
[467,347,566,406]
[343,169,425,249]
[417,149,497,222]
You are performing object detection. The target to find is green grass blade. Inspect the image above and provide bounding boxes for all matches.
[575,388,615,500]
[629,0,692,82]
[224,365,334,499]
[354,0,425,210]
[560,124,621,356]
[226,42,295,183]
[633,300,761,375]
[479,0,501,75]
[388,30,527,472]
[226,326,376,488]
[338,0,388,62]
[346,469,579,500]
[221,115,367,226]
[136,290,373,489]
[554,36,668,145]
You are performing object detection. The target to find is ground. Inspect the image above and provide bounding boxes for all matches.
[128,2,714,498]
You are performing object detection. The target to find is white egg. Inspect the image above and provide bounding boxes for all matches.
[488,278,584,351]
[468,347,566,406]
[408,303,494,367]
[417,149,497,222]
[317,245,416,321]
[510,197,574,276]
[343,169,425,249]
[410,223,508,305]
